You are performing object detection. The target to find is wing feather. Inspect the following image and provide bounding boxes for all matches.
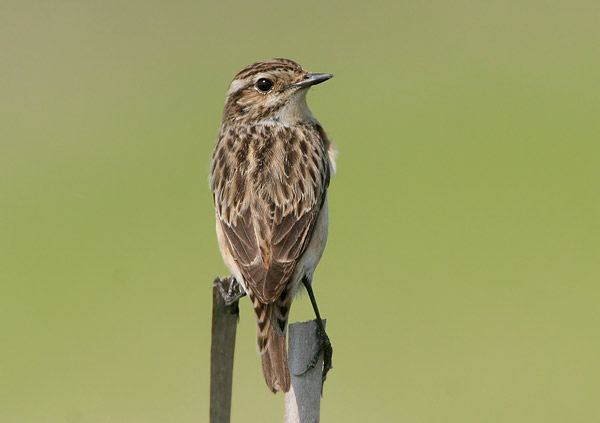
[211,123,331,303]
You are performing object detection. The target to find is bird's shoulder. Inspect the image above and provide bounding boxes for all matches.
[211,122,331,225]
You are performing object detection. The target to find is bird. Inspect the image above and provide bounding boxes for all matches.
[210,58,336,393]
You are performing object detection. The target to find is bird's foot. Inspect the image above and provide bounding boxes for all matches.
[215,275,246,306]
[293,321,333,392]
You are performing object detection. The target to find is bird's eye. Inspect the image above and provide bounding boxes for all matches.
[256,78,274,93]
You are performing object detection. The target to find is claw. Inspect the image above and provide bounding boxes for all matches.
[215,276,246,307]
[297,277,334,394]
[292,321,333,393]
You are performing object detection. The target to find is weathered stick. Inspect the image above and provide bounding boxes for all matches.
[284,319,326,423]
[210,277,240,423]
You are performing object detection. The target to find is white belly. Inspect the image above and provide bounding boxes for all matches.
[288,195,329,298]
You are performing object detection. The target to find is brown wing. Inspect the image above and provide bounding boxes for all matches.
[211,123,331,304]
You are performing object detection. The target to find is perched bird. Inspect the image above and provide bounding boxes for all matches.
[210,58,336,393]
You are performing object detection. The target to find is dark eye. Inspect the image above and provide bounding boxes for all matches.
[256,78,273,93]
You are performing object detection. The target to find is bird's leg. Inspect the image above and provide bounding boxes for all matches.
[294,277,333,391]
[215,275,246,306]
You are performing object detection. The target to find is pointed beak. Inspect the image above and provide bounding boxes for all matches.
[290,72,334,89]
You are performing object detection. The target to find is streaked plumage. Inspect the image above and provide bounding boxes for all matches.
[210,58,335,392]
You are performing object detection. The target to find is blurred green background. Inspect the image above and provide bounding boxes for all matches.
[2,1,599,422]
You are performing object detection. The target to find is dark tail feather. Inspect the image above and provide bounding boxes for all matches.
[251,293,291,393]
[260,326,290,393]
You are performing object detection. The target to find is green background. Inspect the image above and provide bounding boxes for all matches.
[2,1,599,422]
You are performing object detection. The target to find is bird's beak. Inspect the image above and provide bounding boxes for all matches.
[290,73,334,89]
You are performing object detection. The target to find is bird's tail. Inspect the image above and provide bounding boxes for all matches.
[251,293,291,393]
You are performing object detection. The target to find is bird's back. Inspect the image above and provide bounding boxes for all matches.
[211,121,331,303]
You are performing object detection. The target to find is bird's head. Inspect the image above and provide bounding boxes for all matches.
[222,58,332,125]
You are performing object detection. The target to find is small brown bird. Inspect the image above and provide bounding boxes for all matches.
[210,58,336,393]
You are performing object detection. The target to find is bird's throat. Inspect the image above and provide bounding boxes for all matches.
[272,90,315,126]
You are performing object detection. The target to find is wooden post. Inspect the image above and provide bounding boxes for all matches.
[210,277,240,423]
[284,319,326,423]
[209,278,327,423]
